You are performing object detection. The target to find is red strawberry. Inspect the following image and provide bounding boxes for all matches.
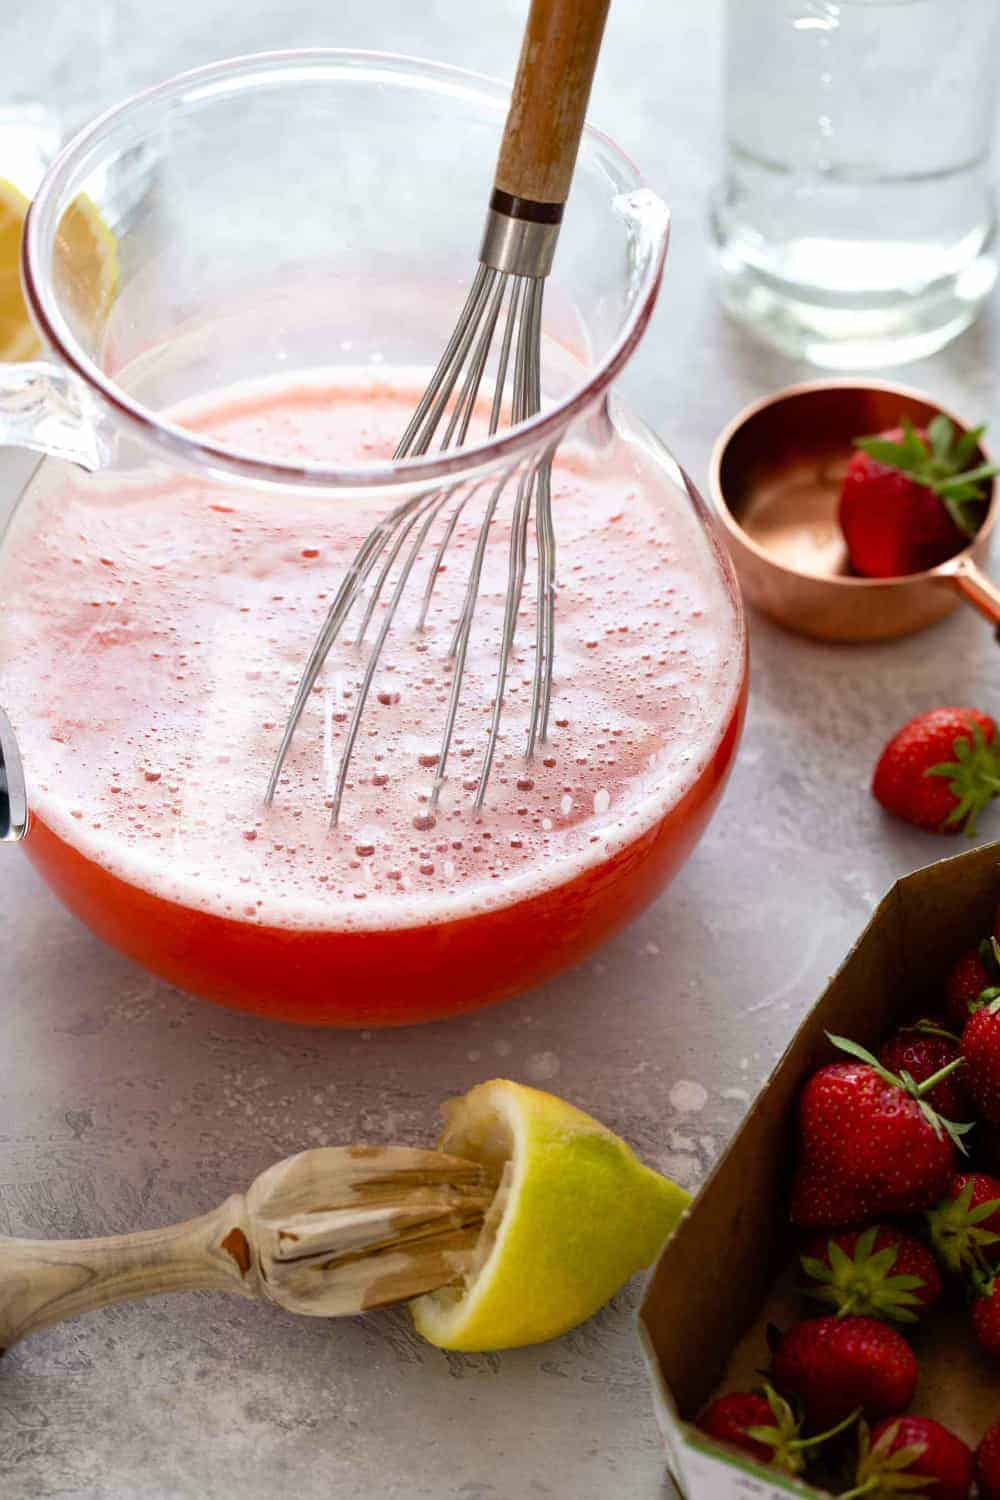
[977,1419,1000,1500]
[872,708,1000,835]
[697,1390,792,1470]
[962,999,1000,1125]
[849,1417,974,1500]
[790,1035,969,1229]
[945,941,1000,1032]
[771,1316,917,1427]
[839,415,995,578]
[878,1022,970,1121]
[972,1273,1000,1357]
[695,1385,856,1475]
[926,1173,1000,1273]
[801,1225,942,1324]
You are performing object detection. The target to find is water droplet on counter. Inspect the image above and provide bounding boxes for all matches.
[669,1080,708,1113]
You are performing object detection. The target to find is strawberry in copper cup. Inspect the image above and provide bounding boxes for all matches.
[840,415,997,579]
[710,382,1000,642]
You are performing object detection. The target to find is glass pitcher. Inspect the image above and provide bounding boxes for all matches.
[0,52,747,1027]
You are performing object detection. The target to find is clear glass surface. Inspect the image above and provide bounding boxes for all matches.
[0,53,747,1025]
[1,1,123,193]
[711,0,1000,368]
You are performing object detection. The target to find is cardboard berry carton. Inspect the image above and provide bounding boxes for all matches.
[639,842,1000,1500]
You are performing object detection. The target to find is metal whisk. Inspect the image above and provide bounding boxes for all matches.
[267,0,612,824]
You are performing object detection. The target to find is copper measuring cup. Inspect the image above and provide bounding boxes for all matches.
[709,380,1000,643]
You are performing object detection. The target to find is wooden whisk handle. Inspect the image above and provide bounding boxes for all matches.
[0,1195,256,1350]
[494,0,612,209]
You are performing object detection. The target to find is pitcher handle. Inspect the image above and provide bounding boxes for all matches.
[0,360,114,842]
[0,360,115,471]
[0,707,28,842]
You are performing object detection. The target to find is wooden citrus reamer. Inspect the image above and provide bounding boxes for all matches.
[0,1147,495,1350]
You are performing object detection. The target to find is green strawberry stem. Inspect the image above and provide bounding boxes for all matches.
[839,1475,934,1500]
[746,1401,861,1466]
[926,1179,1000,1275]
[975,986,1000,1014]
[794,1408,863,1451]
[909,1056,965,1095]
[925,724,1000,836]
[826,1034,973,1153]
[971,1266,996,1297]
[972,1245,997,1279]
[839,1421,935,1499]
[801,1228,925,1324]
[910,1019,960,1043]
[854,415,998,538]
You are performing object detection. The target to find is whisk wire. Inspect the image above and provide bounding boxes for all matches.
[268,263,555,823]
[393,265,491,461]
[427,466,511,814]
[424,278,529,811]
[474,282,541,808]
[327,489,458,826]
[415,275,519,635]
[354,491,440,647]
[265,512,414,805]
[525,280,557,756]
[401,269,500,459]
[437,275,508,453]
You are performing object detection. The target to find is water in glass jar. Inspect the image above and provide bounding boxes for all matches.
[711,0,1000,367]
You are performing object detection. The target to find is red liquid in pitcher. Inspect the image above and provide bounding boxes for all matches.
[1,379,745,1024]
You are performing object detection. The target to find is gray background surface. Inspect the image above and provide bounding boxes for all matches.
[3,1,1000,1496]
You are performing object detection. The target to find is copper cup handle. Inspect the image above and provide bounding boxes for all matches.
[941,554,1000,638]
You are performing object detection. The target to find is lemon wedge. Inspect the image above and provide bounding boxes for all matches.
[53,190,119,338]
[410,1079,689,1351]
[0,179,118,362]
[0,179,41,360]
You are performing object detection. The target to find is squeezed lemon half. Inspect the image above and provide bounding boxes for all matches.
[0,179,118,361]
[410,1079,689,1351]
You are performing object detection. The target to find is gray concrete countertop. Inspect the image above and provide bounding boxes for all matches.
[3,2,1000,1496]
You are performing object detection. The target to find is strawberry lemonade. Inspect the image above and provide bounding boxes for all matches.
[0,377,745,1024]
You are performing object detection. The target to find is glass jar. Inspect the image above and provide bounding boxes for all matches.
[711,0,1000,368]
[0,52,747,1025]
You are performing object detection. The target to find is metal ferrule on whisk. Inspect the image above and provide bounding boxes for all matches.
[479,190,562,278]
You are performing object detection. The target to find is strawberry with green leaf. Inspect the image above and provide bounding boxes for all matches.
[840,414,997,578]
[801,1226,942,1324]
[790,1033,972,1229]
[926,1173,1000,1274]
[872,708,1000,835]
[842,1417,974,1500]
[878,1022,969,1122]
[971,1269,1000,1356]
[695,1384,858,1475]
[945,937,1000,1032]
